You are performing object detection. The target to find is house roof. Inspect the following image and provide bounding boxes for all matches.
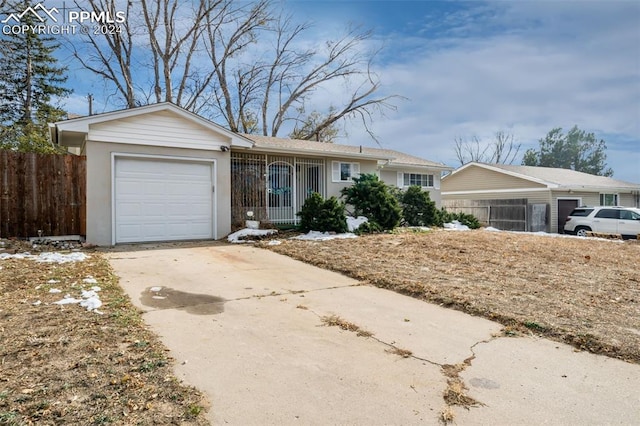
[50,102,448,170]
[449,162,640,191]
[242,134,451,170]
[50,102,254,148]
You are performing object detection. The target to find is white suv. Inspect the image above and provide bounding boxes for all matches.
[564,206,640,239]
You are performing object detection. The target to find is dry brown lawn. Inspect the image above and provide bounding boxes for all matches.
[0,241,209,425]
[265,229,640,363]
[1,229,638,424]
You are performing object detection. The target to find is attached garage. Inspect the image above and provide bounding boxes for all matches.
[50,102,253,246]
[113,156,215,243]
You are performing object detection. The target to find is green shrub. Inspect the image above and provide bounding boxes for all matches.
[297,192,348,233]
[438,208,481,229]
[340,173,401,231]
[353,220,382,235]
[400,186,439,226]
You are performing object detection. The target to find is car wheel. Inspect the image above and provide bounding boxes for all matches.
[575,227,591,237]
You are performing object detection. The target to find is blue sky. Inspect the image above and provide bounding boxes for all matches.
[282,0,640,182]
[46,0,639,182]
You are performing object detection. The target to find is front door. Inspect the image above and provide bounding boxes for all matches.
[557,199,579,233]
[267,161,294,223]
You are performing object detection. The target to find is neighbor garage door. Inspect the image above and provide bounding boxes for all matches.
[114,157,214,243]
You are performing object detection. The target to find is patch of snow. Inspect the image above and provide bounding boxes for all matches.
[52,287,103,313]
[81,289,99,299]
[49,288,62,294]
[346,216,368,232]
[53,296,82,305]
[1,252,88,263]
[291,231,358,241]
[267,240,282,246]
[478,228,626,243]
[80,296,102,311]
[47,279,60,284]
[150,286,163,292]
[528,231,624,243]
[32,300,42,306]
[0,252,31,260]
[443,220,470,231]
[82,277,98,284]
[36,252,88,263]
[227,228,278,243]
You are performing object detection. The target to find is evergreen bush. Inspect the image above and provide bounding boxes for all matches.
[400,186,439,226]
[340,173,401,231]
[438,208,481,229]
[297,192,348,233]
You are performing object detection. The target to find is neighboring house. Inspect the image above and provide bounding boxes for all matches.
[49,102,450,245]
[441,162,640,233]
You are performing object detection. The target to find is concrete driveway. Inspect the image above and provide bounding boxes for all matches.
[106,243,640,425]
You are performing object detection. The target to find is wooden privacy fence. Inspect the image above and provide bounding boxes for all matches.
[0,151,86,238]
[442,198,549,232]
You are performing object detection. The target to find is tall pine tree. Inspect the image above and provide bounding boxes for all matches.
[0,0,71,153]
[522,126,613,177]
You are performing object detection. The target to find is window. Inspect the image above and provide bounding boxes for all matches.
[568,208,594,217]
[620,210,633,220]
[594,209,619,219]
[403,173,434,187]
[600,193,618,206]
[332,161,360,182]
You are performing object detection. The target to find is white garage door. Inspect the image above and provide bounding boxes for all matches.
[114,157,214,243]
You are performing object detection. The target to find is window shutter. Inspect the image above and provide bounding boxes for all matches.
[434,174,440,190]
[352,163,360,179]
[332,161,340,182]
[397,172,404,187]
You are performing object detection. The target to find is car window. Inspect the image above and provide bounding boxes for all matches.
[622,210,640,220]
[594,209,619,219]
[619,210,633,220]
[569,209,593,217]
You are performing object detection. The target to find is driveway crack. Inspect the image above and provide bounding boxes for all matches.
[303,308,499,425]
[224,282,364,302]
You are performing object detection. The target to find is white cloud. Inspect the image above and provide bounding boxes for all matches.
[330,1,640,181]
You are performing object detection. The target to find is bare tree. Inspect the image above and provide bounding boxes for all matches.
[71,0,402,141]
[290,108,340,142]
[140,0,221,110]
[454,131,521,165]
[71,0,219,110]
[71,0,136,108]
[203,0,272,133]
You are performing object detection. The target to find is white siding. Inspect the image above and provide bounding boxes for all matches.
[620,193,640,207]
[324,158,378,199]
[89,110,231,150]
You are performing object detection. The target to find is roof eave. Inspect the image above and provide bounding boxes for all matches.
[245,145,393,161]
[559,185,640,192]
[52,102,254,148]
[386,162,453,171]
